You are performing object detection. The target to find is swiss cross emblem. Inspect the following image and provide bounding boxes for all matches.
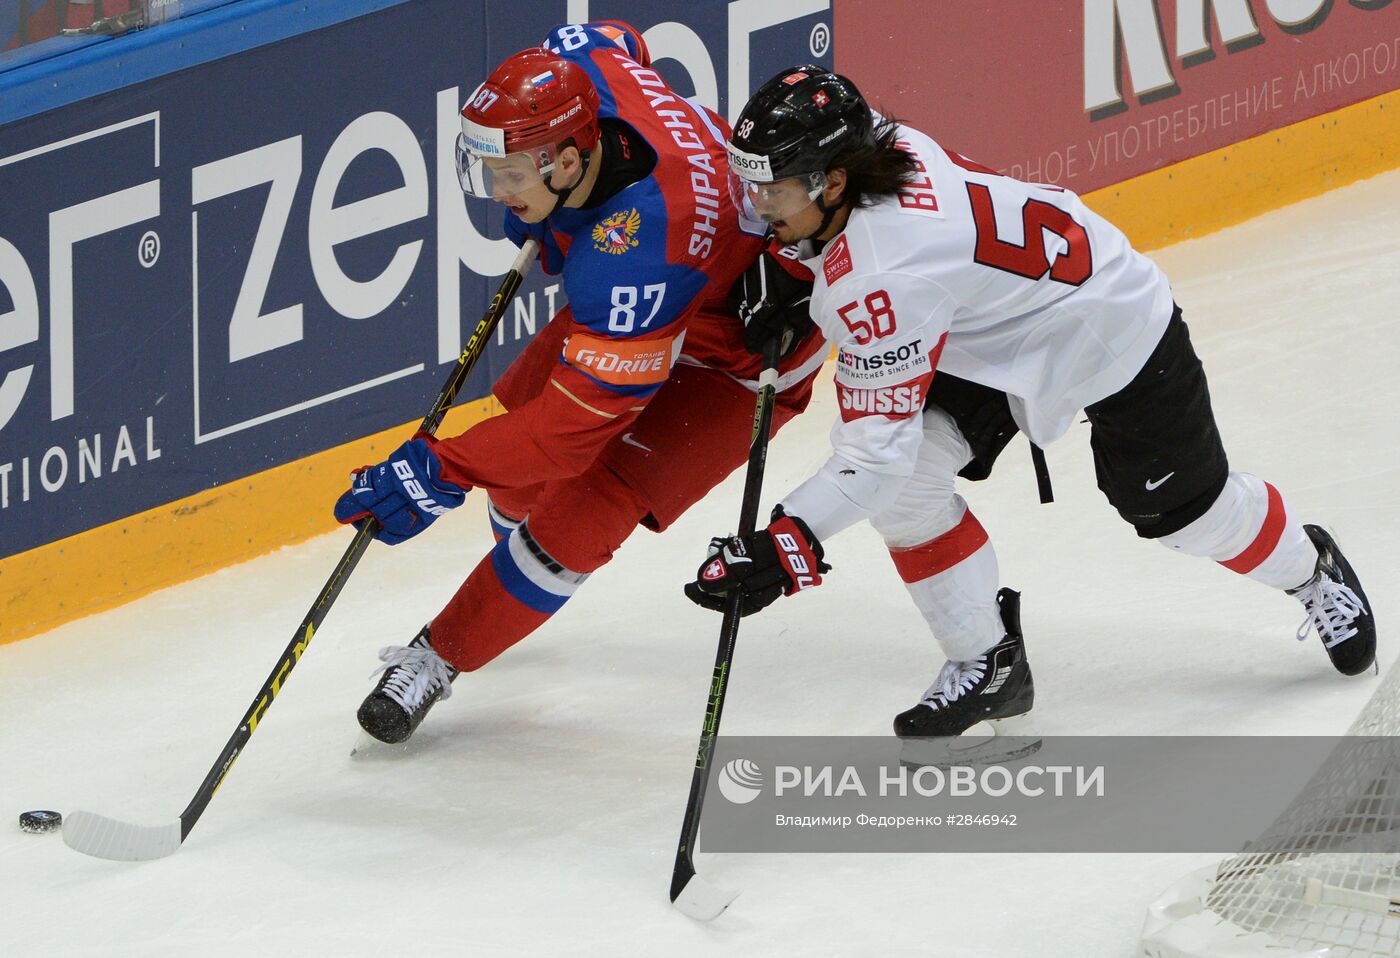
[702,559,725,581]
[812,91,829,107]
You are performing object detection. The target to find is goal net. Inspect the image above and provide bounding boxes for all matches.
[1141,662,1400,957]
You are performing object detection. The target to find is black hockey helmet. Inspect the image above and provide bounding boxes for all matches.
[727,66,874,229]
[729,66,873,183]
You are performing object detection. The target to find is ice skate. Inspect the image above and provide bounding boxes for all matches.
[1289,524,1376,676]
[895,589,1040,767]
[356,626,458,744]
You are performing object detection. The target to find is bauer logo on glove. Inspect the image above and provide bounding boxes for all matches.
[684,508,830,617]
[333,436,470,545]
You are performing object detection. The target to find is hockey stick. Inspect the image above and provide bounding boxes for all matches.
[670,335,783,920]
[62,241,539,862]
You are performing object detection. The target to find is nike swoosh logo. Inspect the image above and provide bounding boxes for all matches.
[1145,472,1176,491]
[620,433,652,453]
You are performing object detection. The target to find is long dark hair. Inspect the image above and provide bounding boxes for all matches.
[832,115,919,208]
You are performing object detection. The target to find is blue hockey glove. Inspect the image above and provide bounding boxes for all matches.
[333,436,468,545]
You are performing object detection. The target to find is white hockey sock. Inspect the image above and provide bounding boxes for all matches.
[868,409,1003,662]
[1158,472,1317,591]
[486,497,523,542]
[886,505,1003,662]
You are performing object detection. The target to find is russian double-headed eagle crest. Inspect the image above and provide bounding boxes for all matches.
[592,208,642,255]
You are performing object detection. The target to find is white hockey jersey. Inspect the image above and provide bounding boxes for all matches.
[781,122,1175,541]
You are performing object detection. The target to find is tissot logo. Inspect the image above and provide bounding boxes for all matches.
[726,143,772,182]
[838,339,927,373]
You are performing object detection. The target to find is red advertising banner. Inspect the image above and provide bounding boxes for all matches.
[835,0,1400,193]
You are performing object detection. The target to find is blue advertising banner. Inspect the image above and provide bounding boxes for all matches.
[0,0,832,559]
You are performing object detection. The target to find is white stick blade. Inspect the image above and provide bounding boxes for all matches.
[63,810,182,861]
[672,874,739,921]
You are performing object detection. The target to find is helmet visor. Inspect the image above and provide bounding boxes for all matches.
[454,133,557,200]
[728,170,825,224]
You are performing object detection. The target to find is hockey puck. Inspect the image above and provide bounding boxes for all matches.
[18,810,62,834]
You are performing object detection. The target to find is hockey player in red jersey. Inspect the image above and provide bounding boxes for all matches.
[333,25,826,744]
[687,67,1375,742]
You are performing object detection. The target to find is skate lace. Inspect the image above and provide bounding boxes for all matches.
[1293,573,1367,649]
[919,656,987,711]
[370,644,456,711]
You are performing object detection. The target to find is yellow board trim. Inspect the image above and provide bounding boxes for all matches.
[0,397,500,645]
[1085,88,1400,250]
[4,88,1400,646]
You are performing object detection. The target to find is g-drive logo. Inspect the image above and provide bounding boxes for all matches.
[717,760,1106,803]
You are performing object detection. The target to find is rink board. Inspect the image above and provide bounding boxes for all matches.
[2,0,1398,644]
[0,0,831,640]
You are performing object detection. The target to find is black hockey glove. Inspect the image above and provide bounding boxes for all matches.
[727,240,817,360]
[684,508,831,617]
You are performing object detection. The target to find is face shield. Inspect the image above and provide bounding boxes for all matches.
[728,170,827,225]
[455,142,562,200]
[454,115,561,201]
[725,140,825,224]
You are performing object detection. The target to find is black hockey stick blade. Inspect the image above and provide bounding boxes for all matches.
[670,337,782,919]
[62,241,539,861]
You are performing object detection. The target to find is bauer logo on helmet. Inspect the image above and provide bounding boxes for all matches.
[549,102,585,128]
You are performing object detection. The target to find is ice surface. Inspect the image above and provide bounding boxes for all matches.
[4,169,1399,957]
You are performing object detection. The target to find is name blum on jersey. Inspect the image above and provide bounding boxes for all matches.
[836,339,931,383]
[837,373,934,422]
[612,51,722,259]
[389,460,453,516]
[893,139,943,216]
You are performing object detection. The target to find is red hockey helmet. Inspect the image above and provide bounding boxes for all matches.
[456,47,601,198]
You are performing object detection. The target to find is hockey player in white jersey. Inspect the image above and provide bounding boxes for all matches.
[686,66,1376,743]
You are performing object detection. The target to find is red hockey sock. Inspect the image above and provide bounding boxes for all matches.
[430,546,554,672]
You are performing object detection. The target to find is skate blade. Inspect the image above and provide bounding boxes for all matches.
[349,730,379,758]
[349,729,437,759]
[899,715,1042,769]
